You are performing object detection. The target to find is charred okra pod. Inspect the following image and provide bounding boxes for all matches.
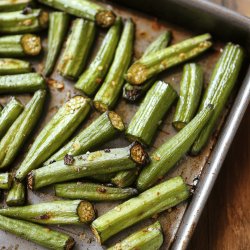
[6,180,26,206]
[0,34,42,57]
[91,176,189,243]
[123,31,171,102]
[15,96,91,181]
[0,9,48,34]
[0,58,31,75]
[0,90,46,170]
[137,105,214,191]
[93,18,134,112]
[111,168,139,188]
[0,73,46,94]
[0,215,75,250]
[44,12,69,76]
[126,81,178,146]
[55,182,138,201]
[108,221,163,250]
[0,97,24,140]
[191,43,244,155]
[75,18,122,96]
[0,173,12,190]
[173,63,203,130]
[0,200,95,225]
[38,0,116,28]
[45,111,124,164]
[58,19,96,79]
[125,33,212,85]
[28,142,148,190]
[0,1,34,12]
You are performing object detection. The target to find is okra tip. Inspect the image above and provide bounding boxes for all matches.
[21,34,42,56]
[108,111,125,132]
[130,142,149,165]
[96,10,116,28]
[78,200,96,223]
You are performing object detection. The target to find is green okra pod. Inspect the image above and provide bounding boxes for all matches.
[28,142,149,190]
[58,19,96,79]
[45,111,124,164]
[173,63,204,130]
[111,168,139,188]
[0,1,34,12]
[94,18,134,112]
[91,176,189,243]
[0,9,49,34]
[6,180,26,206]
[38,0,116,28]
[108,221,163,250]
[44,12,69,76]
[0,58,31,75]
[126,80,178,146]
[15,96,91,181]
[55,182,138,201]
[0,73,46,94]
[90,173,115,183]
[137,104,214,191]
[0,97,24,140]
[75,17,122,96]
[0,34,42,57]
[123,31,171,102]
[0,90,46,170]
[191,43,244,155]
[0,173,12,190]
[0,200,95,224]
[125,33,212,85]
[0,215,75,250]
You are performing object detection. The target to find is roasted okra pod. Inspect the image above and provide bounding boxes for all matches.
[0,1,34,12]
[137,104,214,191]
[6,180,26,206]
[126,80,178,146]
[39,0,116,28]
[91,176,189,243]
[111,168,139,188]
[125,33,212,85]
[15,96,91,181]
[0,58,32,75]
[0,173,12,190]
[0,97,24,140]
[44,12,69,76]
[0,9,49,34]
[46,111,124,164]
[173,63,203,130]
[58,19,96,79]
[191,43,244,155]
[75,18,122,96]
[0,215,75,250]
[0,90,46,170]
[94,18,134,112]
[28,142,148,190]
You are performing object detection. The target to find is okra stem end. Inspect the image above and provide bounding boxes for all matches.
[21,34,42,56]
[108,111,125,132]
[130,142,149,165]
[96,10,116,28]
[77,201,96,223]
[39,10,49,29]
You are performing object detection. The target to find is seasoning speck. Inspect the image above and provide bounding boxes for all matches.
[64,154,75,165]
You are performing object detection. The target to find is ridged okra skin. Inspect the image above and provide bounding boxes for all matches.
[6,180,26,206]
[0,58,32,75]
[55,182,138,201]
[191,43,244,155]
[45,111,125,164]
[38,0,116,28]
[0,90,46,170]
[173,63,204,130]
[44,12,70,76]
[0,1,34,12]
[0,9,49,34]
[91,176,189,243]
[0,97,24,140]
[123,31,171,102]
[58,19,96,79]
[0,215,75,250]
[125,33,212,85]
[15,96,91,181]
[108,221,163,250]
[137,105,214,191]
[0,73,46,94]
[28,142,149,190]
[0,200,95,225]
[0,173,12,190]
[126,80,178,146]
[93,18,134,112]
[111,168,139,188]
[75,18,122,96]
[0,34,42,57]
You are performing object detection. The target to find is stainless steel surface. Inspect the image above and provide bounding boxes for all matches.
[0,0,250,249]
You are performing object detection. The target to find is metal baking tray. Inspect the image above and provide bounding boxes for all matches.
[1,0,250,249]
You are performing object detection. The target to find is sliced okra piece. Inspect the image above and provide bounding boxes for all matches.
[0,173,12,190]
[0,58,32,75]
[6,180,26,206]
[111,168,139,188]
